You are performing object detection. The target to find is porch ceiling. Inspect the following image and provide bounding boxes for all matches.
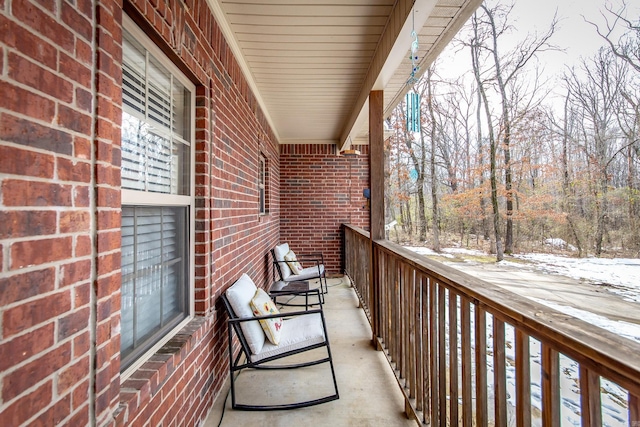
[207,0,481,149]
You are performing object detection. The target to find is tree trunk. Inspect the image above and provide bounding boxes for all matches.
[472,14,503,261]
[560,91,584,257]
[594,175,608,256]
[416,176,427,242]
[426,68,441,251]
[483,4,513,255]
[404,101,427,242]
[477,85,489,240]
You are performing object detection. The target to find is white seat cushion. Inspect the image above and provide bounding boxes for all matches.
[274,243,292,279]
[250,313,326,363]
[284,264,325,282]
[225,273,266,354]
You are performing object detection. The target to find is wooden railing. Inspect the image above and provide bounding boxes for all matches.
[343,224,640,426]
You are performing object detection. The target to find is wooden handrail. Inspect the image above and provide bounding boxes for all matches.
[343,224,640,426]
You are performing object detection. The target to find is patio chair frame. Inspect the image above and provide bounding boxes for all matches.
[270,248,329,295]
[221,288,339,411]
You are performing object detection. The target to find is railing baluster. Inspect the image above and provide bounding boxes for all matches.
[494,318,507,427]
[404,263,410,392]
[579,366,601,427]
[416,273,424,413]
[438,284,447,424]
[422,274,431,424]
[383,250,390,347]
[375,246,381,337]
[386,253,393,352]
[461,297,473,427]
[629,392,639,427]
[475,306,488,427]
[397,262,404,382]
[430,276,440,427]
[516,329,531,427]
[384,250,390,347]
[449,291,459,426]
[393,259,400,375]
[409,268,417,401]
[541,344,560,427]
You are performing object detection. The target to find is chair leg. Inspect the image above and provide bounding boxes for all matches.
[231,327,339,410]
[321,311,340,402]
[228,326,237,409]
[231,349,340,411]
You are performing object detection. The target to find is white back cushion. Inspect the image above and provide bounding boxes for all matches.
[225,273,265,354]
[274,243,292,279]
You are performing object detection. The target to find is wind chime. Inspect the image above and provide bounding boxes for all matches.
[406,9,420,133]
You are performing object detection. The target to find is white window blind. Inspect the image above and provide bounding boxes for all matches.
[121,206,187,363]
[121,32,190,196]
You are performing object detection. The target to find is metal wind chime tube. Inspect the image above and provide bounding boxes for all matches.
[406,92,420,133]
[406,8,420,133]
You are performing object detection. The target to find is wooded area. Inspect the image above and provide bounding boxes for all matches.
[385,0,640,259]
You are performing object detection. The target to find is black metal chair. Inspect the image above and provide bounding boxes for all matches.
[271,243,328,296]
[222,274,339,411]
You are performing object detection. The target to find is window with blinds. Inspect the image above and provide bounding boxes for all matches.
[120,20,194,374]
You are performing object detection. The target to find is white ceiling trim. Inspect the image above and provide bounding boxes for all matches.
[383,0,484,117]
[340,0,438,150]
[279,139,339,145]
[205,0,282,143]
[372,0,438,91]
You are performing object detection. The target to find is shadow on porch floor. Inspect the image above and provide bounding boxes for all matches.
[203,276,417,427]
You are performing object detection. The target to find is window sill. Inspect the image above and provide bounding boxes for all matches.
[258,212,270,222]
[117,317,209,423]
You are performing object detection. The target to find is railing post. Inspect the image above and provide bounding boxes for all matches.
[369,89,384,348]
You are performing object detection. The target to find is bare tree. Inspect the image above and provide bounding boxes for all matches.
[406,87,428,242]
[564,49,627,255]
[479,1,558,254]
[424,67,441,251]
[470,9,504,260]
[589,2,640,252]
[588,1,640,72]
[559,91,585,256]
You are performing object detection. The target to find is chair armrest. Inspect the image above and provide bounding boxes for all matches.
[295,253,324,263]
[228,308,323,324]
[276,257,322,269]
[296,252,324,259]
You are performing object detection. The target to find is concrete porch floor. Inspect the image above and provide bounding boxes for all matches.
[203,276,418,427]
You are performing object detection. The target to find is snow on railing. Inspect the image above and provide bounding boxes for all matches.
[343,224,640,427]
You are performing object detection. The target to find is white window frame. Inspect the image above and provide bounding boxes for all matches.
[121,15,195,379]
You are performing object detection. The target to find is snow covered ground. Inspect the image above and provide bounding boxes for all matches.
[406,245,640,427]
[512,253,640,303]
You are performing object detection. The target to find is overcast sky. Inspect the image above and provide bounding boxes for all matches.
[514,0,638,74]
[439,0,640,81]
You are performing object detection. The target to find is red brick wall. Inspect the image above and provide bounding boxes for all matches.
[280,144,370,274]
[0,0,280,425]
[0,0,101,424]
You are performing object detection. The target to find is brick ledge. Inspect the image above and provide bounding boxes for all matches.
[115,317,210,424]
